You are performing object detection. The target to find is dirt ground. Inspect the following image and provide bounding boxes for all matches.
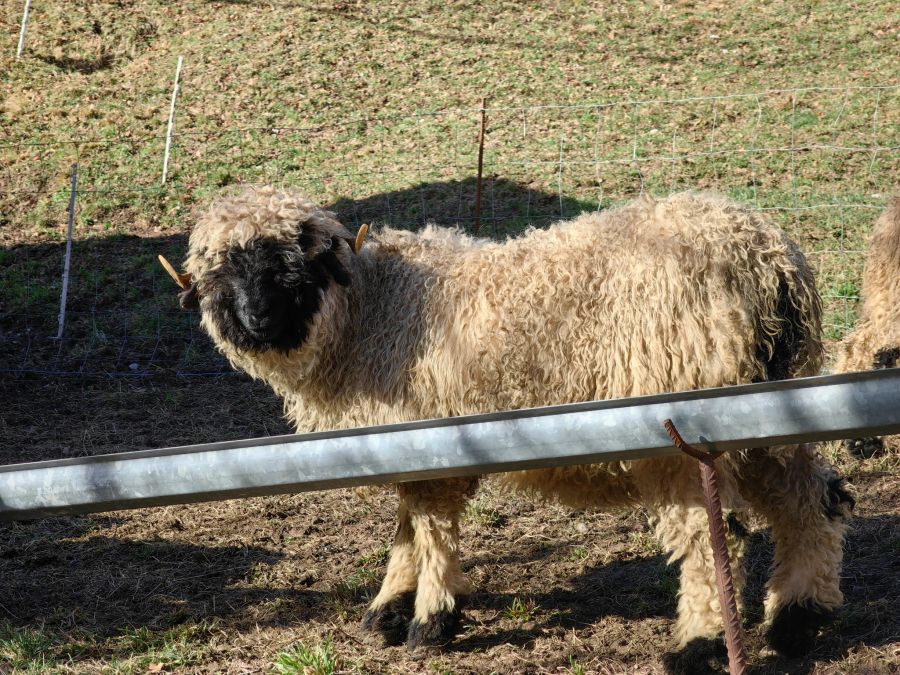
[0,369,898,673]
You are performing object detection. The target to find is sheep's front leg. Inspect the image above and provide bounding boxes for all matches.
[403,477,478,649]
[360,502,418,645]
[652,503,749,674]
[735,445,852,658]
[632,458,747,675]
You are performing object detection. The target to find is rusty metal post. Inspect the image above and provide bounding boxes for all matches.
[473,98,487,234]
[664,419,748,675]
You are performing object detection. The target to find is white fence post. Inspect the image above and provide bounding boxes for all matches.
[56,163,77,340]
[161,55,184,185]
[16,0,32,59]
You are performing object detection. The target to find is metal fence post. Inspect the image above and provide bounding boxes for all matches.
[55,163,78,340]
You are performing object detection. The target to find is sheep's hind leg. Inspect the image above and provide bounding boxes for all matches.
[735,445,852,658]
[844,435,884,460]
[403,477,478,649]
[360,502,418,645]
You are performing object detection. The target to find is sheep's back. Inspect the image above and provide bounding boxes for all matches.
[857,198,900,337]
[276,192,820,442]
[413,192,821,416]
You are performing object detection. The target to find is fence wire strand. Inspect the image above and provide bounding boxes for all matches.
[1,84,897,378]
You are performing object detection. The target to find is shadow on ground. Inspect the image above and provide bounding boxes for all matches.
[326,175,597,235]
[447,513,900,671]
[1,508,895,673]
[0,177,596,380]
[35,53,116,74]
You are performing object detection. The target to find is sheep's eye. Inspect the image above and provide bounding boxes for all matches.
[276,270,304,287]
[280,244,304,263]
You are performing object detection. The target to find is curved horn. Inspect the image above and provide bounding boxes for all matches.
[158,255,193,290]
[353,223,369,255]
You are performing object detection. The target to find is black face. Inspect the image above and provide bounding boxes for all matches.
[202,236,350,353]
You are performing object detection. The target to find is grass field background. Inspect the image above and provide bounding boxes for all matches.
[1,1,898,672]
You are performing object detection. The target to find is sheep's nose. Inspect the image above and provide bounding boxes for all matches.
[247,312,272,331]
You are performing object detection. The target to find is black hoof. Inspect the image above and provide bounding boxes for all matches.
[406,599,467,651]
[767,602,831,658]
[662,636,727,675]
[845,437,884,460]
[360,591,415,646]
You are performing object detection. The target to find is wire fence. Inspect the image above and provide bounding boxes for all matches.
[1,84,898,378]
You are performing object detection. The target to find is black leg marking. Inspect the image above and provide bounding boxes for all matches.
[873,346,899,370]
[845,436,885,461]
[662,636,728,675]
[822,477,855,520]
[406,598,467,650]
[360,591,415,646]
[726,512,750,540]
[766,602,831,658]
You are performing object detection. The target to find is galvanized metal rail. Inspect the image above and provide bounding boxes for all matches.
[2,369,899,522]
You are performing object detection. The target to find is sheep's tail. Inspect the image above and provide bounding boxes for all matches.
[758,245,824,382]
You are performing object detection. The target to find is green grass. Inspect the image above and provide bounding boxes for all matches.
[464,499,505,528]
[104,622,211,672]
[628,531,663,557]
[1,258,61,313]
[0,624,55,672]
[273,637,341,675]
[355,545,390,570]
[563,545,589,562]
[2,2,897,341]
[503,597,538,623]
[331,568,379,600]
[567,656,587,675]
[655,568,681,602]
[0,621,210,674]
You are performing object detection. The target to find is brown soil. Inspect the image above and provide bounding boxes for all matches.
[1,366,898,673]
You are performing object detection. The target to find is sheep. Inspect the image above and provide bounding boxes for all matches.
[168,186,852,670]
[833,198,900,459]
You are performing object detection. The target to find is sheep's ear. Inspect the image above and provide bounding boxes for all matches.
[328,224,368,255]
[298,221,353,253]
[317,249,352,286]
[178,283,200,310]
[297,229,352,287]
[331,225,367,253]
